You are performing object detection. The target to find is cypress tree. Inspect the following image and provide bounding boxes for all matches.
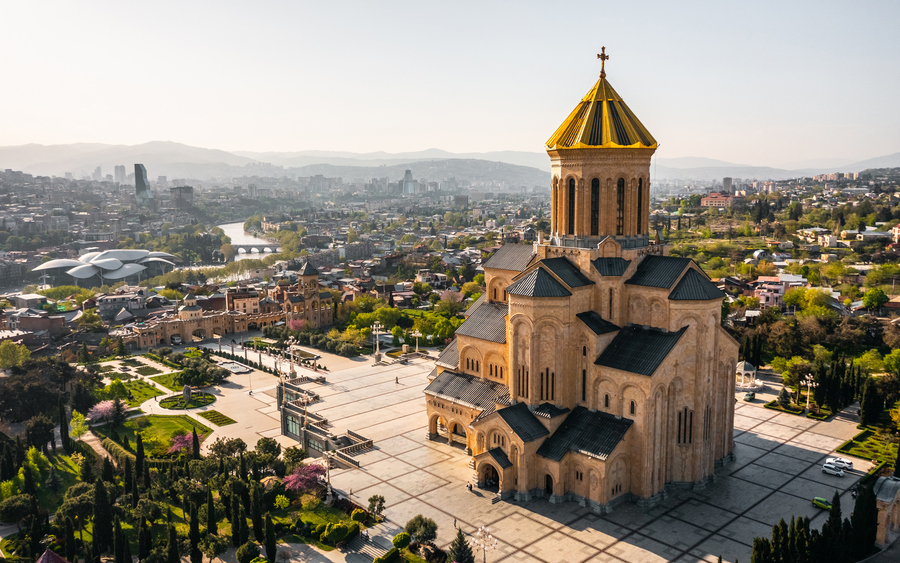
[29,515,42,560]
[207,487,217,536]
[22,463,37,497]
[751,536,771,563]
[64,517,76,563]
[142,461,151,488]
[131,466,139,508]
[59,394,71,453]
[251,484,264,543]
[239,453,247,481]
[138,518,150,561]
[192,429,200,460]
[265,513,276,563]
[772,519,787,563]
[239,506,250,544]
[93,480,113,553]
[166,524,179,563]
[189,503,202,563]
[135,434,144,478]
[231,495,242,547]
[84,540,93,563]
[123,457,133,498]
[122,527,132,563]
[446,528,475,563]
[850,483,878,559]
[101,457,115,483]
[80,455,94,483]
[788,516,798,563]
[114,518,124,563]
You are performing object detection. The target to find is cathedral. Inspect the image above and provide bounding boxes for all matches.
[424,51,739,512]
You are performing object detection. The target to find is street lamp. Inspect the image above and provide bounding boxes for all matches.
[411,329,422,354]
[470,526,497,563]
[372,321,384,355]
[802,374,818,411]
[287,336,296,375]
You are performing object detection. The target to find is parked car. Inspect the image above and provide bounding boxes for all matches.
[825,457,853,470]
[743,392,756,402]
[822,463,845,477]
[812,497,832,510]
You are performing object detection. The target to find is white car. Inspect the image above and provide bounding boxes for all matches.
[822,463,845,477]
[826,457,853,470]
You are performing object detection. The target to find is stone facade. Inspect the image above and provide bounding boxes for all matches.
[424,66,739,512]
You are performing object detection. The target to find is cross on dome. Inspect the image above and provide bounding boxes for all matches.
[597,46,609,78]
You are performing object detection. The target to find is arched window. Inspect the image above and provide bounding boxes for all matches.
[616,178,625,235]
[590,178,600,235]
[567,178,576,235]
[637,178,644,233]
[630,401,636,415]
[493,288,497,300]
[582,346,586,356]
[604,394,610,408]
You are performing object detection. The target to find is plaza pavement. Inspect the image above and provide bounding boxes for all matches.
[121,348,876,563]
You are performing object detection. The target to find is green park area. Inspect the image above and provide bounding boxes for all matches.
[94,414,212,459]
[198,411,236,426]
[150,373,184,392]
[160,392,216,410]
[123,380,164,407]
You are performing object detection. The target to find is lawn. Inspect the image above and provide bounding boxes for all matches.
[136,366,162,376]
[198,410,237,426]
[95,414,212,458]
[837,428,899,470]
[124,379,164,406]
[120,358,143,367]
[36,452,81,513]
[160,392,216,410]
[150,372,184,392]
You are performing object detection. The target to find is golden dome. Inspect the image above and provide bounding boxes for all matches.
[546,75,657,151]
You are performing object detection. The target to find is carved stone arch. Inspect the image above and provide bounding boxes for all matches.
[475,430,486,453]
[488,277,508,303]
[621,384,646,419]
[593,375,619,413]
[484,350,505,380]
[459,344,483,375]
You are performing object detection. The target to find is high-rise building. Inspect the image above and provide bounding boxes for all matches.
[170,186,194,209]
[723,177,733,193]
[114,165,126,184]
[402,170,416,195]
[92,166,102,182]
[135,164,154,204]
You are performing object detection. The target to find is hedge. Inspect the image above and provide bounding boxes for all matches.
[101,437,136,466]
[763,400,804,415]
[373,547,399,563]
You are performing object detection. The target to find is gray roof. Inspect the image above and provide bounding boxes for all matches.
[874,476,900,503]
[297,261,319,276]
[455,301,507,344]
[495,402,550,442]
[507,268,571,298]
[576,311,620,335]
[533,402,570,419]
[668,268,726,301]
[592,257,631,277]
[319,291,332,300]
[487,447,513,469]
[595,324,687,376]
[540,257,594,288]
[288,295,305,303]
[435,339,459,369]
[424,369,510,409]
[625,255,692,288]
[483,244,536,272]
[464,293,486,317]
[536,407,633,462]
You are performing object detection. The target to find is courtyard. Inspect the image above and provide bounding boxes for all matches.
[127,344,873,563]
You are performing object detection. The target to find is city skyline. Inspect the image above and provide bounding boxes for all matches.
[2,1,898,168]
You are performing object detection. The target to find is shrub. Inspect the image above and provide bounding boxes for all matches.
[323,523,348,544]
[345,522,359,541]
[351,508,367,522]
[314,523,326,536]
[373,547,399,563]
[101,438,136,466]
[236,542,259,563]
[392,532,410,550]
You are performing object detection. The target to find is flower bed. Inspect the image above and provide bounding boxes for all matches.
[198,410,237,426]
[159,392,216,410]
[837,428,899,470]
[763,400,805,415]
[136,366,162,376]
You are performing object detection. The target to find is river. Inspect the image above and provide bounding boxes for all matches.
[217,221,277,261]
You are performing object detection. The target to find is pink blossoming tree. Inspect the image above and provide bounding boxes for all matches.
[168,434,193,454]
[88,400,115,421]
[283,463,326,492]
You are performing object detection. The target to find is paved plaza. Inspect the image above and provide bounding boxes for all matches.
[123,347,874,563]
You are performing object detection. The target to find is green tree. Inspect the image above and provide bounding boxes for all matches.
[392,532,410,549]
[116,337,128,357]
[265,514,276,562]
[166,525,179,563]
[58,395,70,453]
[192,429,201,460]
[0,340,30,368]
[92,479,113,552]
[404,514,438,543]
[135,433,144,479]
[367,494,385,516]
[446,528,475,563]
[862,287,888,313]
[189,503,202,563]
[207,488,217,536]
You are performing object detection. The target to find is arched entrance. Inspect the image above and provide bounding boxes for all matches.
[480,463,500,492]
[191,328,207,342]
[429,414,449,442]
[248,322,259,331]
[449,422,467,449]
[544,475,553,496]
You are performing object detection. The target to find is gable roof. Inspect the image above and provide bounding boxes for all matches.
[424,369,509,409]
[595,324,687,376]
[487,447,513,469]
[297,261,319,276]
[495,402,550,442]
[625,255,692,288]
[435,339,458,369]
[592,257,631,277]
[540,257,594,288]
[482,244,536,272]
[668,268,727,301]
[464,293,486,317]
[533,402,570,419]
[455,301,507,344]
[536,407,633,461]
[506,268,571,298]
[576,311,620,335]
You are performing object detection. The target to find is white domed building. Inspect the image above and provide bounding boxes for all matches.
[33,249,176,286]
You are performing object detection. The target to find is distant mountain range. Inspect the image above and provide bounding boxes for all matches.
[1,141,898,184]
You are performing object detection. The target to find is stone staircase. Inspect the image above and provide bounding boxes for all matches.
[344,533,390,561]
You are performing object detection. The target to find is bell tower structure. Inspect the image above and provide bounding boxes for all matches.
[546,47,657,248]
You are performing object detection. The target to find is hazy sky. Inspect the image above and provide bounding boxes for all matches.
[2,1,898,167]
